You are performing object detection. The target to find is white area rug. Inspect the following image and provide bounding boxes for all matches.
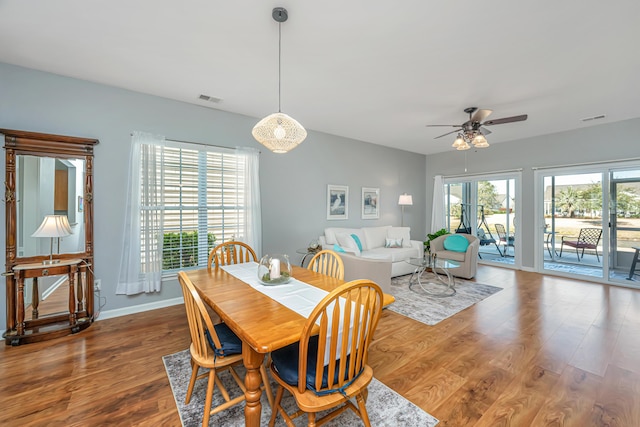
[163,349,439,426]
[388,273,502,325]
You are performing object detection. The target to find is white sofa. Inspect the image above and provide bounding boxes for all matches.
[318,226,423,279]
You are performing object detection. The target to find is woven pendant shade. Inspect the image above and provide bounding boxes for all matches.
[252,112,307,153]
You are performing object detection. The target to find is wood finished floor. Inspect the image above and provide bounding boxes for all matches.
[2,265,640,426]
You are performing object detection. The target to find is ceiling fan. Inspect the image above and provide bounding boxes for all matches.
[426,107,528,150]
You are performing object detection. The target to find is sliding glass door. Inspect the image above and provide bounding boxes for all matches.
[609,170,640,281]
[537,164,640,285]
[541,172,605,278]
[444,173,520,266]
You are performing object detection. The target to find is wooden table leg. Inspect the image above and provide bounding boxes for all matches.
[16,275,25,335]
[31,277,40,319]
[242,341,264,427]
[68,267,77,326]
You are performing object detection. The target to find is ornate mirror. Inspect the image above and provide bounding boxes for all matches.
[2,129,98,345]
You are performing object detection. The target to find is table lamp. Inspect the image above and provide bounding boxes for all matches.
[398,193,413,227]
[31,215,72,264]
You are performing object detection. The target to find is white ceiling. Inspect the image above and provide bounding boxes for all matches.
[1,1,639,155]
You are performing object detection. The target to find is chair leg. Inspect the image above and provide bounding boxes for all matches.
[355,392,372,427]
[202,369,216,427]
[269,386,285,427]
[559,242,564,258]
[260,364,274,409]
[185,360,199,404]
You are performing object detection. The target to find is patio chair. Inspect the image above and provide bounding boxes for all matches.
[495,224,515,257]
[559,228,603,262]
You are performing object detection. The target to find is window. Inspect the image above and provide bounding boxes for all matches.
[118,131,261,295]
[155,146,248,271]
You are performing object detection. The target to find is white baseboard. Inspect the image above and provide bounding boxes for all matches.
[94,297,184,321]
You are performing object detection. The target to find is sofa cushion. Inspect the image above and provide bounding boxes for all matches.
[436,249,466,262]
[387,227,412,248]
[362,226,391,249]
[336,233,361,256]
[443,234,470,252]
[384,237,403,248]
[324,228,367,249]
[350,233,364,251]
[363,246,418,263]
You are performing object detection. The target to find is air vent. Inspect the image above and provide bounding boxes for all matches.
[581,114,606,122]
[198,94,223,103]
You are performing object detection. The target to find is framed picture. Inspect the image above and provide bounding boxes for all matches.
[327,185,348,220]
[361,187,380,219]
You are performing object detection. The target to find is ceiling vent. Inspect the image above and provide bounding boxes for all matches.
[198,94,223,103]
[581,114,606,122]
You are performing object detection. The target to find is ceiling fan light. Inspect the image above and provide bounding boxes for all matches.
[472,134,489,147]
[452,134,465,148]
[456,140,471,150]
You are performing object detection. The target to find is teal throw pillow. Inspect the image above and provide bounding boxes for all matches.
[350,234,363,251]
[333,243,346,253]
[443,234,469,252]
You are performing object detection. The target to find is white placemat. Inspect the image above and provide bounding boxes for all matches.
[221,262,329,319]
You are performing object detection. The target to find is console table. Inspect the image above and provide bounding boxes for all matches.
[6,259,92,345]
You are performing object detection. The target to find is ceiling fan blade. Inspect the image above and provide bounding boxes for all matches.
[479,127,492,136]
[483,114,528,126]
[434,129,461,139]
[470,109,492,123]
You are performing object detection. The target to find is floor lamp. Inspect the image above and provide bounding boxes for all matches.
[398,194,413,227]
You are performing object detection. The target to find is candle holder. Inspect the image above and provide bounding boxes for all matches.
[257,254,292,285]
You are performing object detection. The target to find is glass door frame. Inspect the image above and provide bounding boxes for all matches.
[443,171,522,269]
[534,160,640,286]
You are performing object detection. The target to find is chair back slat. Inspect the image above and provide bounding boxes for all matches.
[307,250,345,280]
[208,241,257,270]
[298,280,383,394]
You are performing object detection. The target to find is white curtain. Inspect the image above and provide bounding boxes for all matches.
[431,175,445,233]
[117,131,165,295]
[236,147,262,257]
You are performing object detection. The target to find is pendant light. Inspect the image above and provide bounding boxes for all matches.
[252,7,307,153]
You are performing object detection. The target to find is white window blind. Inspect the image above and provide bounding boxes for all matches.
[118,131,260,295]
[159,144,248,272]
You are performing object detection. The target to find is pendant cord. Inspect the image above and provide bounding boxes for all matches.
[278,22,282,113]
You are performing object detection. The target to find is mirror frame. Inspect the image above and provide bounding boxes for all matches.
[2,129,98,344]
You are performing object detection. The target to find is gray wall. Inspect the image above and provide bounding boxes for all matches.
[0,62,426,329]
[425,117,640,269]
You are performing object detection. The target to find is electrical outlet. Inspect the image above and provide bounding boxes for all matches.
[94,279,101,291]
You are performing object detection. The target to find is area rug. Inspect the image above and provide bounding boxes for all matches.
[388,273,502,326]
[163,349,439,427]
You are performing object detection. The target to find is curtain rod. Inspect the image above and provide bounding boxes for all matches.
[437,168,523,180]
[531,157,640,170]
[129,133,259,153]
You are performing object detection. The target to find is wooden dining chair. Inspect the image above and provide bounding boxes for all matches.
[307,249,345,280]
[177,272,273,426]
[207,241,257,270]
[268,280,384,427]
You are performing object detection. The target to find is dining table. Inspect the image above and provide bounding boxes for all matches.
[184,264,393,426]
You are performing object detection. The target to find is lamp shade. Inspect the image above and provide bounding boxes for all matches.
[398,194,413,206]
[31,215,72,238]
[252,112,307,153]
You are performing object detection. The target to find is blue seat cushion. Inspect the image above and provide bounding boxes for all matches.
[443,234,470,252]
[271,335,354,392]
[205,322,242,357]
